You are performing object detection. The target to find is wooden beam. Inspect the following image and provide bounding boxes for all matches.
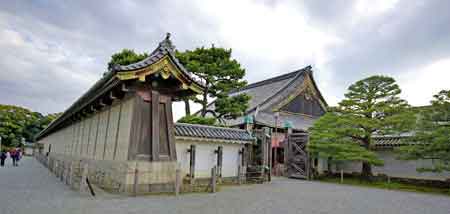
[121,83,130,92]
[109,91,118,100]
[165,98,177,161]
[216,146,223,178]
[151,90,160,161]
[188,144,196,184]
[90,105,97,113]
[99,99,106,107]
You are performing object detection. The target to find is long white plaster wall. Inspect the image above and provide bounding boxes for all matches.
[115,97,133,161]
[175,139,245,178]
[38,96,134,162]
[84,116,94,158]
[105,102,120,160]
[95,108,108,160]
[318,150,450,181]
[88,114,99,158]
[80,117,88,158]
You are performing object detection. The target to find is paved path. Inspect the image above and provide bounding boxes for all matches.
[1,157,450,214]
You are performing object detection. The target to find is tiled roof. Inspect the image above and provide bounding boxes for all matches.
[204,66,327,131]
[111,33,205,87]
[373,136,406,148]
[174,123,254,143]
[228,67,308,112]
[372,133,414,148]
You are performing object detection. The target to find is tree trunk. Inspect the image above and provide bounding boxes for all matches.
[184,99,190,116]
[361,161,372,179]
[361,136,373,179]
[201,85,209,117]
[327,157,333,175]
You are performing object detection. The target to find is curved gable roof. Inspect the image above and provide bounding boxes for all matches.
[204,65,328,130]
[111,33,205,88]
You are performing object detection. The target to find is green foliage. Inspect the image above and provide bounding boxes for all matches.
[397,90,450,172]
[107,49,148,69]
[309,75,414,176]
[309,113,383,166]
[214,93,251,120]
[176,46,250,120]
[0,105,60,146]
[177,115,217,126]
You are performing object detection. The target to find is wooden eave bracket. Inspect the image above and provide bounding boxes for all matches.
[109,91,119,100]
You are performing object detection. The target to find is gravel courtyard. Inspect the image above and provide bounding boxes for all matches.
[1,157,449,214]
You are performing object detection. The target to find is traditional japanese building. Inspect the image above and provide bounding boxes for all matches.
[207,66,327,131]
[204,66,328,178]
[35,34,253,194]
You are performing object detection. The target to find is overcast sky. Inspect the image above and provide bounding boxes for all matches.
[1,0,449,120]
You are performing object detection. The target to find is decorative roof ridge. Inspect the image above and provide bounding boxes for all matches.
[111,33,175,72]
[110,33,205,87]
[175,122,249,132]
[230,65,312,94]
[158,32,175,53]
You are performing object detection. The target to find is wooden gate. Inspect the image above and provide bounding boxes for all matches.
[286,133,309,179]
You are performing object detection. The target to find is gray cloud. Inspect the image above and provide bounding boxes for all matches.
[325,0,450,84]
[0,0,449,117]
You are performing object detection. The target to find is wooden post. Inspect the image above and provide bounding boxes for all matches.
[211,166,217,193]
[175,168,181,196]
[68,163,73,186]
[215,146,223,179]
[151,90,160,161]
[238,148,245,185]
[261,136,267,167]
[80,162,89,192]
[284,128,292,176]
[60,162,64,182]
[55,161,59,177]
[237,165,242,185]
[387,175,391,184]
[188,145,196,185]
[65,163,70,185]
[133,163,139,196]
[340,169,344,184]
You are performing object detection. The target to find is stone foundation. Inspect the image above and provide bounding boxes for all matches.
[35,153,177,195]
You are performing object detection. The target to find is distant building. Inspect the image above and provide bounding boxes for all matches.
[22,142,34,156]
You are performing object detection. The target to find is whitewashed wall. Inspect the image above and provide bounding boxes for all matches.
[175,139,245,178]
[38,97,134,161]
[318,150,450,181]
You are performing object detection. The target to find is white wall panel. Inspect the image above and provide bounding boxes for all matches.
[83,117,93,158]
[95,109,107,160]
[115,97,134,161]
[73,122,80,156]
[81,117,91,158]
[89,114,99,159]
[176,140,244,178]
[105,103,120,160]
[37,97,134,161]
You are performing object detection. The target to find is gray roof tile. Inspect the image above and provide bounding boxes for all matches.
[174,123,254,143]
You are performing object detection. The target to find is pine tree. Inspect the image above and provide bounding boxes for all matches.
[176,46,250,120]
[309,75,414,178]
[397,90,450,172]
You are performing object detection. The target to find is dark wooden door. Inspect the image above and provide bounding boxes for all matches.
[287,133,309,179]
